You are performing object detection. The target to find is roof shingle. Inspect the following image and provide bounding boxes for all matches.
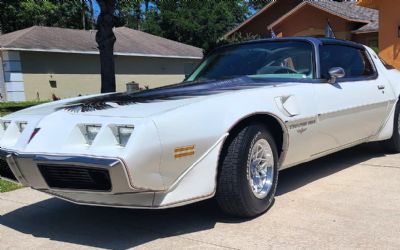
[310,1,379,33]
[0,26,203,59]
[310,1,378,23]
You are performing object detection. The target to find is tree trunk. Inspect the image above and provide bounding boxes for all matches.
[87,0,95,29]
[96,0,116,93]
[134,3,141,30]
[81,0,86,30]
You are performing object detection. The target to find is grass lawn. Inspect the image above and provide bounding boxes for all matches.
[0,101,48,192]
[0,179,22,193]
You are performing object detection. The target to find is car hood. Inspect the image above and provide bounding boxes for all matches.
[7,77,296,119]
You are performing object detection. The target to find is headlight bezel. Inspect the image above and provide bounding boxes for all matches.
[83,124,102,145]
[2,121,11,131]
[17,122,28,133]
[115,125,134,147]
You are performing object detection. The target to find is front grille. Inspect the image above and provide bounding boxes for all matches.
[38,164,111,191]
[0,158,17,181]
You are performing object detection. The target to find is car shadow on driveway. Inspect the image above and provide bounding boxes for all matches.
[0,143,387,249]
[276,142,386,196]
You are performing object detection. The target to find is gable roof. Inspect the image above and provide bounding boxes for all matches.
[0,26,203,59]
[268,1,378,31]
[228,1,378,36]
[224,1,279,37]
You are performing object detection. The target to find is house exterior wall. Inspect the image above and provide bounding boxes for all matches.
[378,0,400,69]
[358,0,400,69]
[272,5,353,40]
[16,51,200,101]
[357,0,379,10]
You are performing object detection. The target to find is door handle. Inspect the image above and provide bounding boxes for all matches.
[377,85,385,90]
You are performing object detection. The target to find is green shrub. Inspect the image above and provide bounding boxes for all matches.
[0,101,49,116]
[0,179,22,193]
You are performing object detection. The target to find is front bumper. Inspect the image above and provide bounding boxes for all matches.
[0,149,157,208]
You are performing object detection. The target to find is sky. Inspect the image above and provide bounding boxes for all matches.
[92,1,100,17]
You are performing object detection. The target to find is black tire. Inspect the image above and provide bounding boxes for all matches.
[382,101,400,153]
[216,123,279,217]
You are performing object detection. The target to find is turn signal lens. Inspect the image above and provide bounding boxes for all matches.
[84,125,101,145]
[116,126,134,147]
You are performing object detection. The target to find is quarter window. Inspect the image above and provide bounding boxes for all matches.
[320,45,375,79]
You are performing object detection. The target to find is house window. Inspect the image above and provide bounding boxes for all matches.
[49,80,57,88]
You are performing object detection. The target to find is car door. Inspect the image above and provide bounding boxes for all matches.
[311,44,395,155]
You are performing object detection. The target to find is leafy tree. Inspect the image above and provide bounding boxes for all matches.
[142,0,249,51]
[0,0,94,34]
[246,0,273,11]
[206,32,261,55]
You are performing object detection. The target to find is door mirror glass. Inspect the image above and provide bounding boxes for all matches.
[328,67,345,84]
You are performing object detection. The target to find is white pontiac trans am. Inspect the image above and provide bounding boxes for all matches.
[1,37,400,217]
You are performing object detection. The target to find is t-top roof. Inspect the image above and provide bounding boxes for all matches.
[224,37,365,51]
[0,26,203,59]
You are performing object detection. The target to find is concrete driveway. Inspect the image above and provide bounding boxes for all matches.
[1,143,399,250]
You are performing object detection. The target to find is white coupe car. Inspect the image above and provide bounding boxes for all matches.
[1,37,399,217]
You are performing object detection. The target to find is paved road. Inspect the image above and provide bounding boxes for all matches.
[1,143,400,249]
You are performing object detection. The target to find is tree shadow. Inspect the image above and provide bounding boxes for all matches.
[0,142,387,249]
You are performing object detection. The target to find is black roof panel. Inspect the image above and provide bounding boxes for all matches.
[237,37,364,49]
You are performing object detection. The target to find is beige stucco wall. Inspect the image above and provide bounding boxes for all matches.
[19,51,201,101]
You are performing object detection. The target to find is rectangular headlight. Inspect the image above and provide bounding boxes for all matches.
[84,125,101,145]
[116,126,134,147]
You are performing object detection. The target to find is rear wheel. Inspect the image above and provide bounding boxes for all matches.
[382,101,400,153]
[216,123,278,217]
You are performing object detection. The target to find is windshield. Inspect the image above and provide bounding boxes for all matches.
[187,41,315,82]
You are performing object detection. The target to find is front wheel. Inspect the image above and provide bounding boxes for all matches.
[216,123,278,217]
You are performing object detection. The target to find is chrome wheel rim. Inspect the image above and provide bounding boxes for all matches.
[247,138,274,199]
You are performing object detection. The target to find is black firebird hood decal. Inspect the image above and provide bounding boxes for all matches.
[60,77,293,113]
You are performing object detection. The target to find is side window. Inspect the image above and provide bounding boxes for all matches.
[320,45,375,79]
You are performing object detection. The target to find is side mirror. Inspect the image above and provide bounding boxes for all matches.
[328,67,345,84]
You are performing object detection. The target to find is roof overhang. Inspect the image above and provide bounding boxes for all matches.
[0,47,203,60]
[351,30,379,35]
[268,2,370,30]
